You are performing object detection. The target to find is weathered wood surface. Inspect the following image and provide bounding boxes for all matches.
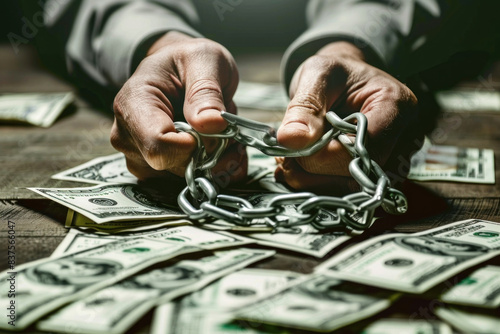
[1,43,500,333]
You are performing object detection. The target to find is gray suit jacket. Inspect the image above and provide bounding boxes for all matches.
[38,0,498,95]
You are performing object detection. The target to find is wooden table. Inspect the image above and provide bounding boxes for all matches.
[2,44,499,333]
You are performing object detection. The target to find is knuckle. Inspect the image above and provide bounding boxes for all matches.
[109,126,121,150]
[185,38,228,56]
[186,78,223,103]
[301,55,347,78]
[289,92,324,115]
[112,93,125,119]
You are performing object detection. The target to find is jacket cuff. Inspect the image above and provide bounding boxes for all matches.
[282,2,406,91]
[97,2,203,87]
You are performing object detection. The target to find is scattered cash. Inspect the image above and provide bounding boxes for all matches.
[51,226,255,257]
[29,183,185,224]
[151,269,299,334]
[0,237,201,330]
[407,139,495,184]
[233,81,288,110]
[436,90,500,112]
[52,153,138,184]
[435,306,500,334]
[0,92,74,127]
[440,265,500,308]
[316,219,500,293]
[357,319,453,334]
[235,274,399,332]
[38,249,275,334]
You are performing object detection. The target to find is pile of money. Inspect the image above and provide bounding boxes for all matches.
[408,138,495,184]
[0,92,74,127]
[6,140,498,333]
[3,217,499,332]
[436,90,500,112]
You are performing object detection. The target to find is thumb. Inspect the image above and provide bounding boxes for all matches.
[184,78,229,134]
[182,47,238,134]
[277,57,346,150]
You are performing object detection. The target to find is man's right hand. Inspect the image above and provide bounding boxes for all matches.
[110,32,247,185]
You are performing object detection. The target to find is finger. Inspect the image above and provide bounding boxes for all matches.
[182,44,238,134]
[275,158,359,195]
[112,80,196,175]
[277,56,347,150]
[294,139,353,176]
[356,83,419,167]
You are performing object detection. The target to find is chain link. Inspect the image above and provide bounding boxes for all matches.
[175,111,408,233]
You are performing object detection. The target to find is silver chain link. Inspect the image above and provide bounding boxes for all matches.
[175,111,408,233]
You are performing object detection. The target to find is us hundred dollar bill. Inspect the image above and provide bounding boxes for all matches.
[355,319,452,334]
[407,139,495,184]
[434,306,500,334]
[235,193,357,256]
[317,219,500,293]
[151,268,300,334]
[436,90,500,112]
[235,274,399,332]
[64,208,191,233]
[51,226,254,257]
[233,81,288,111]
[440,265,500,308]
[247,224,351,258]
[52,153,138,184]
[29,183,185,224]
[0,92,73,127]
[38,249,275,334]
[51,147,275,186]
[0,237,201,330]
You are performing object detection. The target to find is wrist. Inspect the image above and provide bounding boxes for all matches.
[147,31,194,56]
[316,41,367,63]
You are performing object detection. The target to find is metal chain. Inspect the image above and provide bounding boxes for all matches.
[175,111,408,233]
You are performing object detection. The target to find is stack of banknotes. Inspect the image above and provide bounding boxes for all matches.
[2,140,498,333]
[0,92,74,127]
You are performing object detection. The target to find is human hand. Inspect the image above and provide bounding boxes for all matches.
[275,41,423,194]
[110,32,246,187]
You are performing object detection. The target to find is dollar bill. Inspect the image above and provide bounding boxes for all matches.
[407,139,495,184]
[29,183,185,224]
[51,147,275,187]
[52,153,138,185]
[356,319,453,334]
[235,274,399,332]
[0,237,201,330]
[233,81,288,111]
[440,265,500,308]
[151,268,300,334]
[37,248,275,334]
[232,193,355,256]
[317,219,500,293]
[434,306,500,334]
[248,224,351,258]
[436,90,500,112]
[64,208,191,233]
[0,92,74,127]
[51,226,255,257]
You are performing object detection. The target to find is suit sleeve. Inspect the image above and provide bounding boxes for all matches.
[41,0,202,91]
[282,0,495,89]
